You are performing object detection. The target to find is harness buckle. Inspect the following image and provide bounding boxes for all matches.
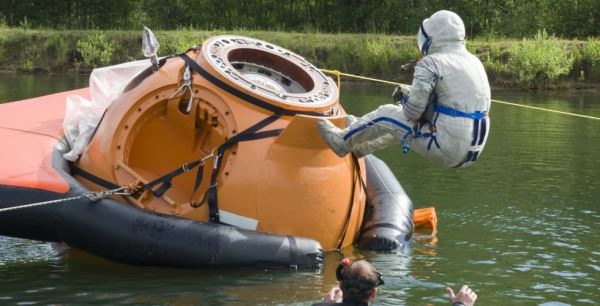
[88,191,102,202]
[182,65,192,86]
[213,153,220,169]
[183,66,196,113]
[169,65,196,113]
[401,130,415,154]
[201,151,215,163]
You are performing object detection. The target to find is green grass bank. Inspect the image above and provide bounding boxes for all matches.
[1,27,600,89]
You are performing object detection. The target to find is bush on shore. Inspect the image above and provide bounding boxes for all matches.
[581,37,600,81]
[507,30,574,88]
[0,27,598,89]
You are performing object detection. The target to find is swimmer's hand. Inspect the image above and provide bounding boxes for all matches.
[447,285,477,306]
[323,286,343,303]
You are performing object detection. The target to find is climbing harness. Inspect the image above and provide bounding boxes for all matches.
[435,105,487,120]
[341,115,440,154]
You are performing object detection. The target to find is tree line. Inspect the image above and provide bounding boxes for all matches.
[1,0,599,38]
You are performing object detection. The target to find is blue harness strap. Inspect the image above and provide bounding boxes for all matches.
[341,106,487,155]
[436,105,486,120]
[426,111,441,150]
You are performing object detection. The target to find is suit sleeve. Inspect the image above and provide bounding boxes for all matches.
[403,57,438,121]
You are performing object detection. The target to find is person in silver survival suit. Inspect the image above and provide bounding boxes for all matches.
[318,10,491,168]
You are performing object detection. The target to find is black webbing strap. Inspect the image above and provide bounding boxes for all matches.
[335,155,363,249]
[178,53,327,117]
[193,163,205,192]
[207,114,283,222]
[71,158,206,198]
[71,165,121,190]
[138,159,203,197]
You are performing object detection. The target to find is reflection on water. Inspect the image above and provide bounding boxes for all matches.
[0,243,329,305]
[1,75,599,305]
[0,72,85,103]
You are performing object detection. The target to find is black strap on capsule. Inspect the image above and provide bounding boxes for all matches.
[206,114,283,223]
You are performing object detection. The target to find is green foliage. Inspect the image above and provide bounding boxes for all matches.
[18,16,30,29]
[508,30,574,87]
[21,36,45,71]
[582,38,600,80]
[43,34,70,71]
[76,33,116,68]
[0,28,596,89]
[0,29,41,71]
[466,40,512,85]
[159,31,206,55]
[261,33,418,82]
[0,16,7,29]
[1,0,599,38]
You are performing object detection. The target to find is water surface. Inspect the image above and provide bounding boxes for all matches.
[1,74,599,305]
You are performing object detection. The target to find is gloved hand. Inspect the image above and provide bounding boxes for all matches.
[401,60,417,71]
[392,86,408,105]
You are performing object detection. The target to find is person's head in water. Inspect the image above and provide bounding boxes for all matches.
[336,258,384,304]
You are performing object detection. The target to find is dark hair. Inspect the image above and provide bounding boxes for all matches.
[336,259,384,303]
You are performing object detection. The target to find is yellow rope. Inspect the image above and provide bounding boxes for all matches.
[320,69,600,121]
[321,69,410,92]
[489,99,600,121]
[320,69,342,91]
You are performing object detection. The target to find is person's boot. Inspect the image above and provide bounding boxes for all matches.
[317,118,351,157]
[344,115,358,126]
[318,105,409,158]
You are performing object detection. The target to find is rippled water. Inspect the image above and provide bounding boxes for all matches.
[1,75,599,305]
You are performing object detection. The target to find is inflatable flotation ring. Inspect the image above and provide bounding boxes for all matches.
[0,35,417,268]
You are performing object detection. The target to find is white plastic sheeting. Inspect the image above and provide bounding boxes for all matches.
[62,59,152,161]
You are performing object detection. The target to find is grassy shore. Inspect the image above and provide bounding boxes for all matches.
[1,27,599,89]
